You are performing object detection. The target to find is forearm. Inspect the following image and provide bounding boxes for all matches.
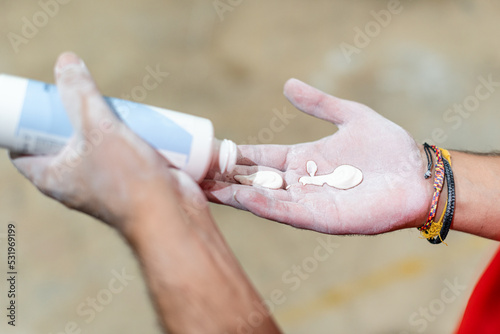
[416,149,500,240]
[446,151,500,240]
[124,198,281,334]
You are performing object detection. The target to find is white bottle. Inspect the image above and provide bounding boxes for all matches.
[0,74,237,182]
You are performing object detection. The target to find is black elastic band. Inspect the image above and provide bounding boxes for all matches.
[423,143,433,179]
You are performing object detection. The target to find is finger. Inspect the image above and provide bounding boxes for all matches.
[201,180,290,207]
[55,52,119,133]
[201,180,243,208]
[207,165,287,184]
[237,145,290,170]
[283,78,356,126]
[234,188,314,230]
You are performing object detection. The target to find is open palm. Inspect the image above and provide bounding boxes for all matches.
[202,79,432,235]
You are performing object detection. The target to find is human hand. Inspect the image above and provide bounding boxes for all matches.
[203,79,433,235]
[10,52,208,235]
[10,53,283,334]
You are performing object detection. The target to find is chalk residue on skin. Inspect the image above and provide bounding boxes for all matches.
[235,171,284,190]
[299,161,363,190]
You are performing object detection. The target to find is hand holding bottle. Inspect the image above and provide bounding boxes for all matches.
[10,52,208,234]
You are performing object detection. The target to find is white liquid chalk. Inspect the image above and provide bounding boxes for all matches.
[299,161,363,190]
[234,171,284,189]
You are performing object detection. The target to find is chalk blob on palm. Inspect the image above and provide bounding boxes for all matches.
[234,161,362,190]
[299,161,363,190]
[234,171,284,189]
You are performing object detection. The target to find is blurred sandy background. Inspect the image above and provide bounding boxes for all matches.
[1,0,500,333]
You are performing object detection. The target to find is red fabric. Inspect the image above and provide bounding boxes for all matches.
[456,246,500,334]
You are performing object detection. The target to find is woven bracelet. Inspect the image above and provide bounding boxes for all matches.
[427,153,455,244]
[419,144,445,232]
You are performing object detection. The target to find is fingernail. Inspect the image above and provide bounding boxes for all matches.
[55,52,88,76]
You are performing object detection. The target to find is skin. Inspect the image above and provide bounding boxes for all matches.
[10,53,281,334]
[444,151,500,240]
[203,79,500,240]
[203,79,434,235]
[10,52,500,333]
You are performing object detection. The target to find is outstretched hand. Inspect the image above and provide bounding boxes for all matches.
[203,79,433,235]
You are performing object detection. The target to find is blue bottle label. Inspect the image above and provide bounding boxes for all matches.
[17,79,193,165]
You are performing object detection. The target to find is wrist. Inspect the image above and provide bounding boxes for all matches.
[119,184,185,243]
[411,144,448,230]
[120,195,281,333]
[412,144,435,229]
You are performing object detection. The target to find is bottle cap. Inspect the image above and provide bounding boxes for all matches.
[218,139,237,174]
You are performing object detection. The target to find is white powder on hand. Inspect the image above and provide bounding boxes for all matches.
[234,171,284,190]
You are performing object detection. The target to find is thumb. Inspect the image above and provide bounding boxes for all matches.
[283,78,357,126]
[54,52,120,134]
